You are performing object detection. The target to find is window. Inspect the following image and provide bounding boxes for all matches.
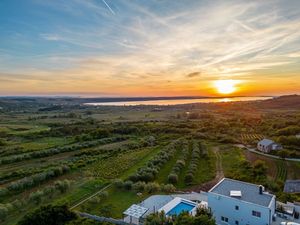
[252,210,261,217]
[221,216,228,222]
[235,220,239,225]
[235,205,239,210]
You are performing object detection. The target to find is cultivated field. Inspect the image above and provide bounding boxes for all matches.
[0,96,300,224]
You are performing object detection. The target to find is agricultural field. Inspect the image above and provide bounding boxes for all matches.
[0,96,300,224]
[240,133,265,145]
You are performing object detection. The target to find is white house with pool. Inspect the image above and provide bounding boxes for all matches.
[123,192,208,224]
[123,178,277,225]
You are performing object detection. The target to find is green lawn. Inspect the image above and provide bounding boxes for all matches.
[79,187,147,218]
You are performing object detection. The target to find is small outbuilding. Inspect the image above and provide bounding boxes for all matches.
[257,138,282,153]
[284,180,300,193]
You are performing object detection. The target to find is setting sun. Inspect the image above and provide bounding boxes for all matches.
[214,80,238,95]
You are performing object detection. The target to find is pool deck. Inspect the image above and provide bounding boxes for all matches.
[137,192,207,218]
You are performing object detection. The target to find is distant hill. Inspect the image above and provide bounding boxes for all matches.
[255,95,300,109]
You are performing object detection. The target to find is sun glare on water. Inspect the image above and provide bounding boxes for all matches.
[214,80,238,94]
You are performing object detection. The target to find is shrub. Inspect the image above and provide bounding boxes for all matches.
[132,181,146,192]
[184,173,194,184]
[145,182,160,193]
[54,180,71,193]
[29,190,44,205]
[0,204,8,221]
[17,204,77,225]
[113,179,124,188]
[0,187,8,197]
[168,174,178,184]
[123,181,133,190]
[99,191,108,200]
[161,184,176,193]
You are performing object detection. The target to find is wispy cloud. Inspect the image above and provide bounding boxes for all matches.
[0,0,300,96]
[101,0,115,15]
[186,71,201,78]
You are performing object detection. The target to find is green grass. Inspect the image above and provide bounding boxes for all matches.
[155,148,181,184]
[11,137,72,152]
[275,161,287,182]
[79,187,147,218]
[176,146,192,188]
[54,179,106,206]
[0,123,50,135]
[1,177,105,225]
[193,149,216,184]
[121,145,162,179]
[220,146,245,177]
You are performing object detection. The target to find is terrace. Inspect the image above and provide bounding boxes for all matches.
[123,192,208,225]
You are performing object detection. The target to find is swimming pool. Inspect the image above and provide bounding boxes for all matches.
[166,201,196,216]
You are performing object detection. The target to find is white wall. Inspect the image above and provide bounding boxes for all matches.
[124,215,139,225]
[208,192,273,225]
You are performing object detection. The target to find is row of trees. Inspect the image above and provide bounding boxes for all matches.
[76,136,156,158]
[0,136,126,165]
[6,165,70,193]
[128,140,181,182]
[168,142,189,184]
[114,180,176,193]
[184,142,207,185]
[0,180,71,221]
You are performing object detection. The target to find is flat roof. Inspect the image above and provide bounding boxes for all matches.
[209,178,274,207]
[258,139,274,146]
[123,204,148,218]
[284,180,300,193]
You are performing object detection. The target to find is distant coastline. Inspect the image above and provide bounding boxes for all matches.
[84,96,273,106]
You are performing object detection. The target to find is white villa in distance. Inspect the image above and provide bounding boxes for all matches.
[257,139,282,153]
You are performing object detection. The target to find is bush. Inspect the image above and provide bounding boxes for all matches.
[184,173,194,184]
[132,181,146,192]
[0,187,8,197]
[123,181,133,190]
[44,186,56,198]
[99,191,108,200]
[161,184,176,193]
[17,204,77,225]
[145,182,160,193]
[12,200,24,212]
[54,180,71,193]
[113,179,124,189]
[29,190,44,205]
[168,174,178,184]
[0,204,8,221]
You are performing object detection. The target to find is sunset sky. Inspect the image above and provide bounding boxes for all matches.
[0,0,300,97]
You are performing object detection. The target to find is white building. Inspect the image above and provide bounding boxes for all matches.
[208,178,276,225]
[257,139,282,153]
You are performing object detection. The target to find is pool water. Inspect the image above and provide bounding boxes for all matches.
[166,202,196,216]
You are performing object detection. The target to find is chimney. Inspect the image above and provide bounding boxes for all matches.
[259,185,264,194]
